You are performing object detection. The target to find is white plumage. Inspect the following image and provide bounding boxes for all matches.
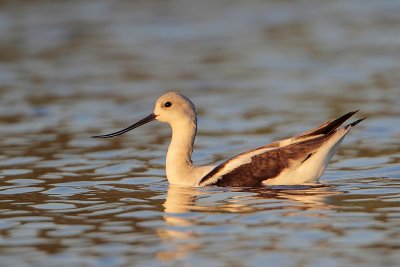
[93,92,364,187]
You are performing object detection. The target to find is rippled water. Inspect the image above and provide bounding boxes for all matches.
[1,0,400,266]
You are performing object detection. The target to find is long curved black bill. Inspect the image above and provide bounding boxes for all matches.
[92,113,157,138]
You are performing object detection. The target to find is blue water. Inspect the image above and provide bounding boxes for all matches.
[0,1,399,266]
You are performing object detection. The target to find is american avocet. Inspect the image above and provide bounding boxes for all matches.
[93,92,364,187]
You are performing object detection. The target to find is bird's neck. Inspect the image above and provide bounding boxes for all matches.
[166,118,198,186]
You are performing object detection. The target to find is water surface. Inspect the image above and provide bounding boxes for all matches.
[0,0,400,266]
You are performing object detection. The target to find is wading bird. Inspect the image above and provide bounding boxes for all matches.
[93,92,364,187]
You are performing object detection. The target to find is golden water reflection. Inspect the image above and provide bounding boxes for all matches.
[1,0,400,266]
[157,184,342,262]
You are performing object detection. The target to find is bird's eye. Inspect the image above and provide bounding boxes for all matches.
[164,102,172,108]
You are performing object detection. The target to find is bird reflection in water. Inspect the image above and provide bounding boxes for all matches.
[156,184,341,262]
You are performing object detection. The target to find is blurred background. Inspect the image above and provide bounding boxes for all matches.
[1,0,399,157]
[0,0,399,267]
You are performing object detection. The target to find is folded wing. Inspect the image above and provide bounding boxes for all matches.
[199,111,364,187]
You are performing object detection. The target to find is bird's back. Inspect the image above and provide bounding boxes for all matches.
[199,112,364,187]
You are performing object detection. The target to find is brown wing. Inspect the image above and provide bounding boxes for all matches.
[294,110,358,139]
[200,134,331,187]
[199,111,361,187]
[232,110,359,155]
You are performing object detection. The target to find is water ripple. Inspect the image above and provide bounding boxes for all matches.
[0,1,399,266]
